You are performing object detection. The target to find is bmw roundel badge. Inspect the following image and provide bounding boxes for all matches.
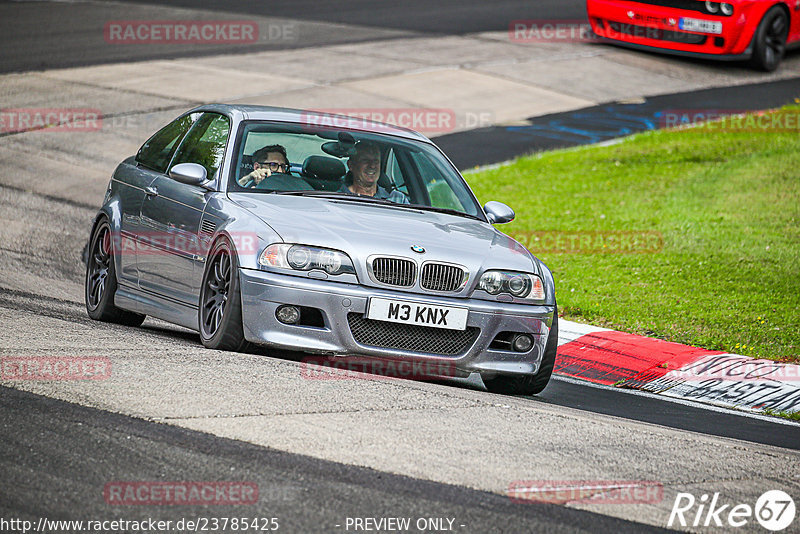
[411,245,425,254]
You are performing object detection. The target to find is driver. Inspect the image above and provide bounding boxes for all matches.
[238,144,290,187]
[339,141,409,204]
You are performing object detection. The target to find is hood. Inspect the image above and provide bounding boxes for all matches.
[229,193,537,281]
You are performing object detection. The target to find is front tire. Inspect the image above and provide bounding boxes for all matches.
[85,218,146,326]
[199,237,249,351]
[483,306,558,396]
[750,7,789,72]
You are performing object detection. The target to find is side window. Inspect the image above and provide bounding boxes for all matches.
[409,151,464,211]
[170,113,231,180]
[135,113,199,172]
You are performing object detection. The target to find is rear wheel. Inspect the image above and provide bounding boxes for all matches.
[483,307,558,396]
[85,218,146,326]
[199,237,249,351]
[750,7,789,72]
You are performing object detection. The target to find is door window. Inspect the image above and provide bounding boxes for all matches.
[170,113,231,180]
[135,113,199,172]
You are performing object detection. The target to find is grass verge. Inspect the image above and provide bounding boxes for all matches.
[762,408,800,422]
[466,105,800,363]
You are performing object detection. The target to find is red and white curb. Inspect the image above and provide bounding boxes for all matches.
[555,319,800,414]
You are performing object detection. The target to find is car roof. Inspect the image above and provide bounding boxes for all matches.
[191,103,433,143]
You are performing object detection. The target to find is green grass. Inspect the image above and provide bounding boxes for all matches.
[466,105,800,363]
[762,408,800,422]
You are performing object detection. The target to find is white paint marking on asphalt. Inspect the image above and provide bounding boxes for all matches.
[557,319,611,346]
[552,374,800,427]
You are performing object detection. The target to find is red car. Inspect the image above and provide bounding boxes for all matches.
[586,0,800,70]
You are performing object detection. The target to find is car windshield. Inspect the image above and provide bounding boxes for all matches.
[228,121,483,219]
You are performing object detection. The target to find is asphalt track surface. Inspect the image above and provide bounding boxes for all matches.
[2,284,799,452]
[438,77,800,168]
[110,0,588,34]
[0,0,585,73]
[2,1,800,532]
[4,0,795,167]
[0,386,669,533]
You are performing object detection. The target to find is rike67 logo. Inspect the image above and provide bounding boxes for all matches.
[669,490,795,531]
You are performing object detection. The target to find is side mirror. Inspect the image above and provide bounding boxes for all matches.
[484,201,515,224]
[169,163,208,186]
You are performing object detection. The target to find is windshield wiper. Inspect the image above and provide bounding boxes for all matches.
[405,204,485,222]
[271,190,396,205]
[270,191,484,221]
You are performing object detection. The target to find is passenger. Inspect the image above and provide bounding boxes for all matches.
[339,141,410,204]
[238,144,290,187]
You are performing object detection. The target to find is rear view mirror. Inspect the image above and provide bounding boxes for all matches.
[484,201,515,224]
[169,163,207,185]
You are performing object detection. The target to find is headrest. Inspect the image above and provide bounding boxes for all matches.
[378,172,392,191]
[239,154,254,176]
[302,155,346,181]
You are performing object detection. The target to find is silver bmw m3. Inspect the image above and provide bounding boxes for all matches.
[85,104,558,395]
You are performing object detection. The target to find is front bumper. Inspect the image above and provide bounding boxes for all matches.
[587,0,756,58]
[239,268,555,376]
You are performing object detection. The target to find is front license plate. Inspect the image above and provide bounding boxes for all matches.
[679,17,722,34]
[366,298,468,331]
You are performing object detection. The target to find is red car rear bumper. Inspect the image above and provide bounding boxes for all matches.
[586,0,769,58]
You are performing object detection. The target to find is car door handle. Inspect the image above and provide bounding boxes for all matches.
[144,186,159,197]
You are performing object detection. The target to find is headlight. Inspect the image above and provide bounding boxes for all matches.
[720,2,733,15]
[705,1,719,14]
[477,270,546,301]
[480,271,504,294]
[259,244,355,276]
